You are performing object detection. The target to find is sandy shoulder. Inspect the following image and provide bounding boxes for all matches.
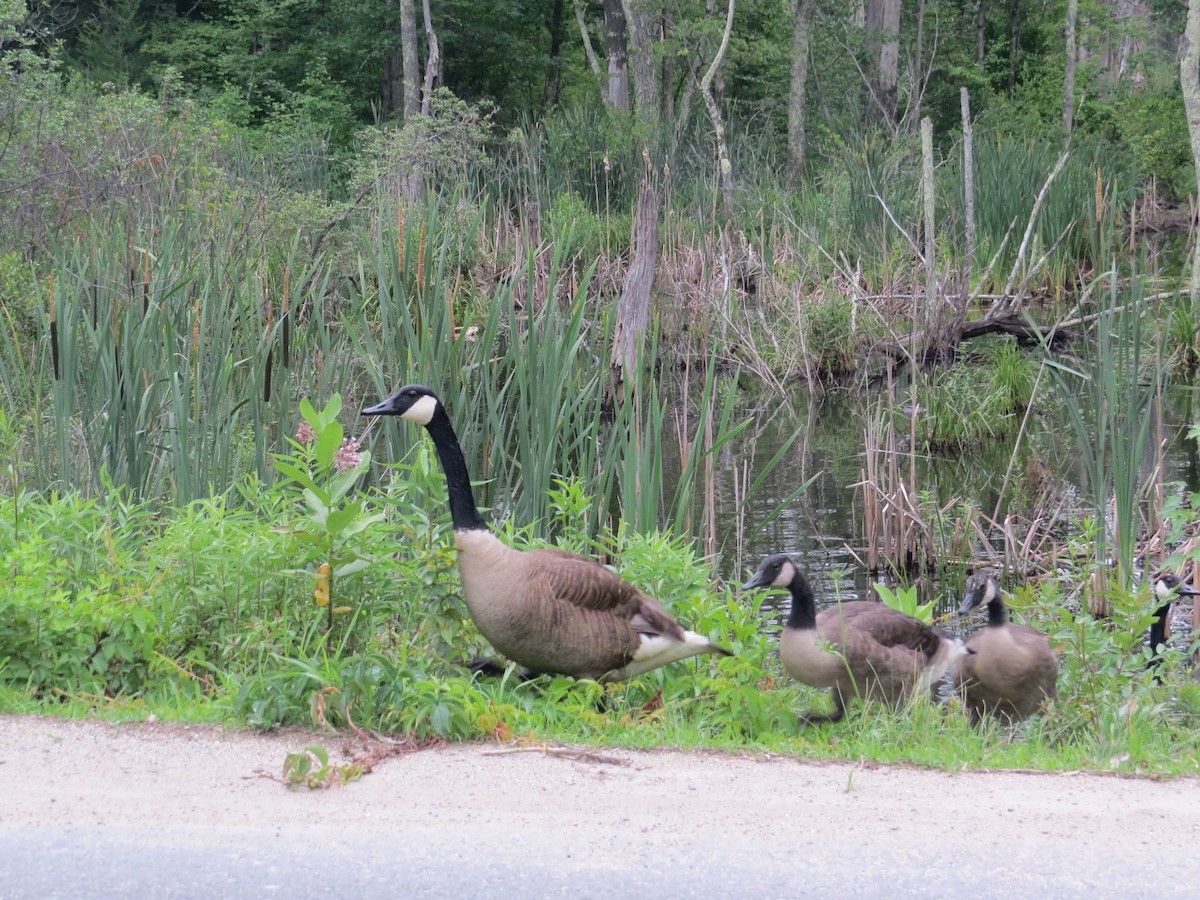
[2,714,1198,897]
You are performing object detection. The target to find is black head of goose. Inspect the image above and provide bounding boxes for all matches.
[362,383,733,681]
[743,553,964,724]
[955,572,1059,724]
[1147,572,1200,678]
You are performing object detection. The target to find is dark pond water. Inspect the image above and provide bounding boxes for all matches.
[691,382,1200,622]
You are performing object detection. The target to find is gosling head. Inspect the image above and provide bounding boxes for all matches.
[958,571,1000,616]
[743,553,800,591]
[361,383,442,425]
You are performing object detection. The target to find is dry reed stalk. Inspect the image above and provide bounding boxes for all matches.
[702,394,716,560]
[282,267,291,368]
[416,222,427,292]
[397,204,406,274]
[48,271,59,380]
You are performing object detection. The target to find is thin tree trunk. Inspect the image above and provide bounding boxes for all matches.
[787,0,816,187]
[605,0,630,113]
[700,0,736,222]
[1179,0,1200,647]
[961,87,976,290]
[1064,0,1078,135]
[610,181,660,403]
[420,0,440,115]
[920,116,937,357]
[400,0,420,120]
[575,1,607,102]
[976,0,986,64]
[1007,0,1020,97]
[545,0,566,108]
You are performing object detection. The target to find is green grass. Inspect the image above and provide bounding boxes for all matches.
[3,471,1200,778]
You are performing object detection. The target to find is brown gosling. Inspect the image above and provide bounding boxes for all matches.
[743,554,964,724]
[955,572,1058,725]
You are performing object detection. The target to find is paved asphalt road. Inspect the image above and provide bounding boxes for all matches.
[2,716,1198,898]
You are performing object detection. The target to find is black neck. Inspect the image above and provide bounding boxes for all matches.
[424,407,488,532]
[1148,601,1170,653]
[786,573,818,630]
[986,598,1008,627]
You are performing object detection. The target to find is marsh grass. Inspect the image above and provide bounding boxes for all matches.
[1042,267,1165,612]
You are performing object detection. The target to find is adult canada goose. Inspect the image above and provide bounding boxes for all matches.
[742,554,964,724]
[361,383,733,681]
[955,572,1058,725]
[1147,572,1200,676]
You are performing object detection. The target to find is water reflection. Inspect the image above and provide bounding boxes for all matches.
[676,383,1200,625]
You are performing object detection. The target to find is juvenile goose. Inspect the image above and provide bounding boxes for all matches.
[1147,572,1200,675]
[361,383,733,681]
[955,572,1058,725]
[742,554,964,724]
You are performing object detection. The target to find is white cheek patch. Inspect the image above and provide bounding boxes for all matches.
[401,393,440,425]
[775,561,795,587]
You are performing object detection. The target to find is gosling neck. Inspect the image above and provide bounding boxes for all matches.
[786,573,818,631]
[986,597,1008,627]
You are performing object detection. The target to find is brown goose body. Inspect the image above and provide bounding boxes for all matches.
[955,573,1058,725]
[363,384,732,681]
[745,555,964,723]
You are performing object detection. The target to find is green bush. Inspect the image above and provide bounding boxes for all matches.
[0,491,158,697]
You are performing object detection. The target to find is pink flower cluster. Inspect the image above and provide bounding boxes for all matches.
[334,438,363,473]
[295,421,316,445]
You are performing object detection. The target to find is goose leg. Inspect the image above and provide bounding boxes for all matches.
[799,690,847,725]
[469,658,538,681]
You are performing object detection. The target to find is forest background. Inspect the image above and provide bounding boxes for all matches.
[6,0,1200,773]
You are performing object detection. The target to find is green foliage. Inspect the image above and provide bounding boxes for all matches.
[0,489,158,697]
[1115,93,1193,201]
[873,582,935,624]
[918,336,1039,450]
[281,743,365,789]
[352,89,494,200]
[273,394,380,639]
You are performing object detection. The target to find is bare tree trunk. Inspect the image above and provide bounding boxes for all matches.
[545,0,566,108]
[622,0,662,128]
[420,0,441,116]
[920,116,938,357]
[400,0,420,120]
[961,87,976,286]
[865,0,900,124]
[1064,0,1078,135]
[610,181,660,403]
[605,0,630,113]
[383,49,404,118]
[1180,0,1200,648]
[976,0,986,64]
[1007,0,1020,97]
[787,0,816,187]
[700,0,736,222]
[575,1,608,101]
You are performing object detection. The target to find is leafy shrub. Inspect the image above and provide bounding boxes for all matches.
[0,491,158,697]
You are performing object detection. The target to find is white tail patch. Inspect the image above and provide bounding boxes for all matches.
[919,637,967,694]
[606,631,715,681]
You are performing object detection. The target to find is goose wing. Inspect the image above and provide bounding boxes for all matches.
[964,624,1059,701]
[526,548,687,640]
[821,603,943,659]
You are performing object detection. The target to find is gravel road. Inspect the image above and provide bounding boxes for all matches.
[1,715,1197,898]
